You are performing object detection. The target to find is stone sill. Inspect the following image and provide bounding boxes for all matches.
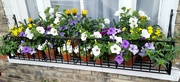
[8,58,180,82]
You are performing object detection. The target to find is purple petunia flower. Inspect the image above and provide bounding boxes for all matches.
[107,27,115,35]
[20,40,25,46]
[18,32,25,37]
[115,28,122,34]
[76,15,81,18]
[60,32,65,37]
[144,42,155,50]
[29,48,36,55]
[69,20,74,25]
[48,43,53,49]
[64,25,68,29]
[115,55,124,64]
[58,26,63,31]
[100,28,108,35]
[22,46,31,54]
[38,22,42,26]
[73,20,78,25]
[45,25,51,31]
[139,47,146,56]
[129,44,139,55]
[121,40,130,49]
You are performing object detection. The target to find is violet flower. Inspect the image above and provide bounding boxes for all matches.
[144,42,155,50]
[115,55,124,64]
[29,48,36,55]
[58,26,63,31]
[22,46,31,54]
[121,40,130,49]
[38,22,42,26]
[73,20,78,25]
[115,28,122,34]
[60,32,65,37]
[76,15,81,18]
[128,44,139,55]
[107,27,115,35]
[100,28,108,35]
[45,25,51,31]
[69,20,74,25]
[18,32,25,37]
[139,47,146,56]
[48,43,53,49]
[64,25,68,29]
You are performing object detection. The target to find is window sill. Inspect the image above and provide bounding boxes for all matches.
[8,58,180,81]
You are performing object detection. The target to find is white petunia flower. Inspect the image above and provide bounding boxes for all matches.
[54,17,60,24]
[48,28,58,36]
[63,44,73,53]
[93,31,102,38]
[17,45,23,53]
[92,45,101,56]
[138,10,151,20]
[25,28,34,39]
[129,17,138,24]
[141,29,150,38]
[110,44,121,54]
[114,36,122,43]
[104,18,110,24]
[83,45,91,51]
[74,46,79,54]
[57,47,61,52]
[56,12,62,17]
[81,32,87,41]
[49,8,54,14]
[36,26,45,34]
[130,22,138,28]
[37,44,43,50]
[114,10,120,16]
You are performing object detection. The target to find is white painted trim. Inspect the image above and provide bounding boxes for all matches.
[80,0,84,11]
[158,0,179,37]
[8,58,180,81]
[36,0,51,20]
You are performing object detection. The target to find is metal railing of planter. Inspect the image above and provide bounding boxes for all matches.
[7,36,175,75]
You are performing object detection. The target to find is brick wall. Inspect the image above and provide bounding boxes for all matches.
[0,0,8,35]
[0,60,171,82]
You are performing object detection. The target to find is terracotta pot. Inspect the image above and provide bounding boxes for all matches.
[141,56,150,61]
[16,53,21,57]
[80,54,91,63]
[124,56,137,66]
[25,53,32,58]
[44,49,55,59]
[109,55,115,61]
[96,59,103,64]
[34,50,44,59]
[154,65,165,70]
[62,53,71,62]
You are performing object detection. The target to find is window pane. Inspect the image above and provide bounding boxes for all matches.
[136,0,160,25]
[25,0,39,19]
[51,0,81,14]
[84,0,119,25]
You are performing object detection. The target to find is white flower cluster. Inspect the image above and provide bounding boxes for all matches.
[47,28,58,36]
[25,28,34,39]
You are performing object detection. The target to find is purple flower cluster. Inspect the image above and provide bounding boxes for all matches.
[18,31,26,37]
[115,55,124,64]
[129,44,139,55]
[139,42,155,56]
[69,20,78,25]
[21,46,36,55]
[121,40,130,49]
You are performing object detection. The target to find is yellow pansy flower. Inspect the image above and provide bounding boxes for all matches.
[12,29,18,36]
[33,24,36,26]
[122,27,126,31]
[8,28,12,32]
[28,24,33,28]
[152,36,156,39]
[138,28,142,31]
[147,26,153,35]
[82,10,88,17]
[18,27,23,33]
[65,9,71,15]
[28,18,33,23]
[130,29,134,34]
[155,28,161,36]
[72,8,78,15]
[66,40,71,45]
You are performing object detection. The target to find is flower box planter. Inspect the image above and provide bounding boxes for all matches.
[62,53,71,62]
[80,54,91,63]
[44,49,56,60]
